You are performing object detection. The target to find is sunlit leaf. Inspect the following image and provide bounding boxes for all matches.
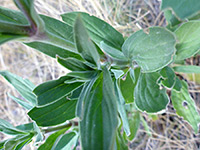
[122,27,176,72]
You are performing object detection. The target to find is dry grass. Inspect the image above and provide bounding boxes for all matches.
[0,0,200,149]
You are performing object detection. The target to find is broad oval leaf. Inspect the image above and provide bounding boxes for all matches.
[80,68,118,150]
[122,27,176,72]
[28,98,77,127]
[33,75,83,106]
[135,72,169,113]
[175,21,200,60]
[61,12,124,50]
[161,0,200,20]
[171,81,200,133]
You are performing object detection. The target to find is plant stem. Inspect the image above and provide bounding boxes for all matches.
[42,122,79,134]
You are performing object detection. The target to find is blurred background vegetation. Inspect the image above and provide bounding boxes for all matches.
[0,0,200,149]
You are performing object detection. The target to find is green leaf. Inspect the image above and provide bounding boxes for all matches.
[33,75,83,106]
[66,71,98,82]
[100,41,126,60]
[0,6,28,25]
[173,76,182,92]
[161,0,200,20]
[171,81,200,133]
[38,128,68,150]
[141,116,151,136]
[128,110,140,141]
[119,70,139,103]
[0,140,7,149]
[164,10,181,27]
[0,34,24,45]
[16,122,43,143]
[76,77,98,119]
[0,71,36,105]
[111,69,124,79]
[67,85,83,100]
[40,15,74,49]
[80,68,118,150]
[135,72,169,113]
[8,93,33,110]
[160,66,176,89]
[52,132,78,150]
[28,98,77,126]
[115,130,128,150]
[74,16,100,69]
[26,42,81,59]
[14,0,44,31]
[57,57,92,71]
[114,81,130,136]
[0,6,29,43]
[0,119,27,135]
[0,5,78,56]
[175,21,200,60]
[122,27,176,72]
[4,133,34,150]
[61,12,124,50]
[27,14,76,52]
[173,65,200,74]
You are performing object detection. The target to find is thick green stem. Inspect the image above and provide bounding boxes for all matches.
[42,122,78,134]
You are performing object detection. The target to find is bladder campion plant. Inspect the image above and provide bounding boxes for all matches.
[0,0,200,149]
